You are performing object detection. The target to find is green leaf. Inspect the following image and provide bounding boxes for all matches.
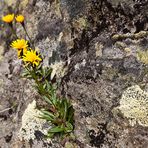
[46,133,54,138]
[55,112,60,118]
[36,63,42,70]
[63,99,68,120]
[45,68,52,78]
[42,96,52,104]
[43,83,47,89]
[21,69,32,78]
[64,122,73,133]
[48,126,64,133]
[38,114,54,121]
[42,68,46,76]
[40,110,55,118]
[58,101,64,118]
[67,107,74,123]
[51,93,57,106]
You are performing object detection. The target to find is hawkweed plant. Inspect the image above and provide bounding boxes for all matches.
[2,14,74,138]
[15,14,35,49]
[2,13,18,39]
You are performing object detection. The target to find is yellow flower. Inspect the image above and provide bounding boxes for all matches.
[2,14,14,23]
[11,39,28,50]
[17,48,27,58]
[15,15,24,23]
[23,50,42,66]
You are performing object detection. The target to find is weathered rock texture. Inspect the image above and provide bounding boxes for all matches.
[0,0,148,147]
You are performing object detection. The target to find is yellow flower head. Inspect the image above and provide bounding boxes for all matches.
[11,39,28,50]
[17,48,27,58]
[2,14,14,23]
[23,50,42,66]
[15,15,24,23]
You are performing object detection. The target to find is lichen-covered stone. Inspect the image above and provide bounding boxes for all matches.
[50,61,68,80]
[0,46,4,62]
[19,100,50,141]
[1,0,148,147]
[137,50,148,65]
[117,85,148,126]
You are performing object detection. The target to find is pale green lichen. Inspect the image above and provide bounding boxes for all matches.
[134,31,148,39]
[4,0,28,8]
[95,42,103,57]
[124,48,131,56]
[112,31,148,41]
[137,50,148,65]
[50,61,68,80]
[18,100,51,141]
[115,41,126,49]
[117,85,148,127]
[0,46,4,62]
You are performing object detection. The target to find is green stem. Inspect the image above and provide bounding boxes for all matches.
[25,66,57,110]
[22,25,35,49]
[10,26,18,39]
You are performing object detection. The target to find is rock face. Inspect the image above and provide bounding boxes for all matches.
[0,0,148,147]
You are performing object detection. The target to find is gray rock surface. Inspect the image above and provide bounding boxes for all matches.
[0,0,148,147]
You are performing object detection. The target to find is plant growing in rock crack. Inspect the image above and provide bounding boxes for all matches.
[2,13,74,138]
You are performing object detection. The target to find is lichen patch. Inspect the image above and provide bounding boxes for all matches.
[18,100,51,141]
[116,85,148,127]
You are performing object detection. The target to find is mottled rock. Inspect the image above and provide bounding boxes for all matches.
[1,0,148,147]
